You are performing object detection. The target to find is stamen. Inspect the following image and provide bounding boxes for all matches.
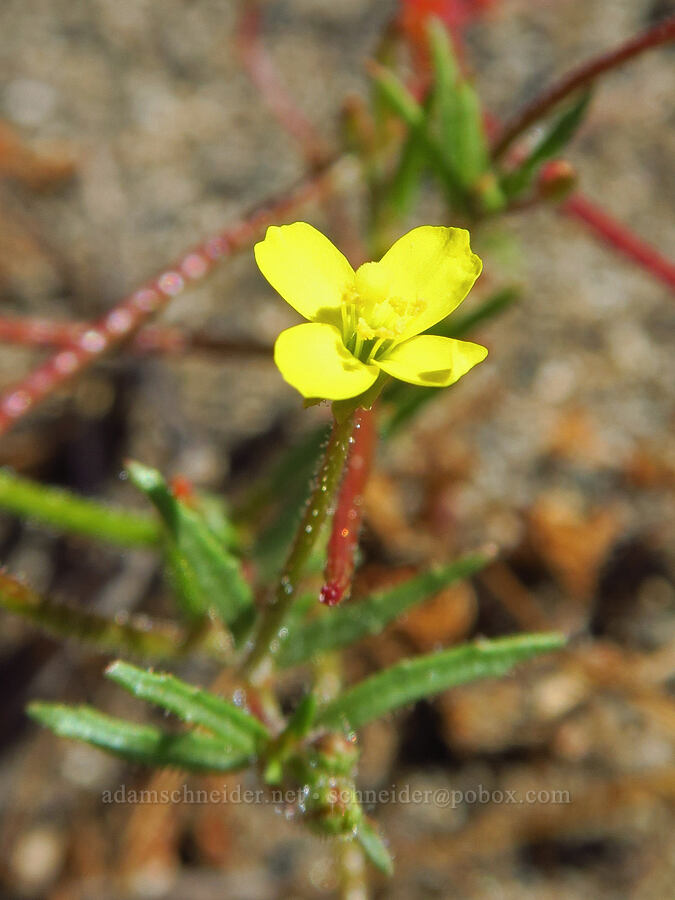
[368,337,386,360]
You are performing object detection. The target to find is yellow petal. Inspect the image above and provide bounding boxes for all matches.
[376,335,487,387]
[355,226,482,340]
[254,222,355,323]
[274,323,379,401]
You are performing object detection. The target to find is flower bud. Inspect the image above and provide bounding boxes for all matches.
[538,159,577,202]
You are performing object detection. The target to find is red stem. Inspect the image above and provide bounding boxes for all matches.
[562,193,675,292]
[0,162,340,437]
[492,15,675,158]
[0,316,273,357]
[236,1,364,263]
[236,1,331,167]
[320,408,377,606]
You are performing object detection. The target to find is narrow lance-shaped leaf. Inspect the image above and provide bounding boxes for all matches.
[192,491,240,551]
[357,819,394,877]
[278,553,491,669]
[0,468,160,548]
[316,633,565,732]
[0,571,197,661]
[387,131,428,219]
[501,91,592,199]
[369,61,464,208]
[106,661,268,753]
[127,461,254,643]
[27,703,253,773]
[385,87,435,222]
[263,693,318,784]
[428,20,483,186]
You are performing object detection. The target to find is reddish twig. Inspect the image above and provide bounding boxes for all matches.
[320,408,377,606]
[0,161,343,437]
[236,2,364,262]
[236,1,331,167]
[492,15,675,158]
[0,316,273,358]
[0,317,84,348]
[562,193,675,292]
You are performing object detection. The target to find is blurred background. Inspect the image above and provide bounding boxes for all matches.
[0,1,673,897]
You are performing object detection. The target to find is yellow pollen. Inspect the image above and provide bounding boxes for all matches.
[341,289,427,351]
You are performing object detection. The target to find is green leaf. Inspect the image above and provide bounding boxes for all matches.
[369,62,464,208]
[428,20,489,190]
[285,692,317,739]
[0,468,160,548]
[278,553,491,669]
[381,287,519,436]
[357,819,394,876]
[27,702,253,772]
[427,18,459,88]
[263,692,317,784]
[370,62,426,129]
[192,491,240,551]
[127,461,254,642]
[0,571,202,661]
[388,132,427,218]
[501,91,592,199]
[447,83,490,188]
[106,661,269,753]
[316,633,565,732]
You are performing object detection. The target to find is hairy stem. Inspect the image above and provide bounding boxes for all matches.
[244,413,356,685]
[320,408,376,606]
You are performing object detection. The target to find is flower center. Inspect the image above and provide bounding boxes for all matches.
[340,288,424,362]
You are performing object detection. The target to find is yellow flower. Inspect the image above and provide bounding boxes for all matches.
[254,222,487,402]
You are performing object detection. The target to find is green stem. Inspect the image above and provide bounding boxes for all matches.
[0,469,160,548]
[338,839,369,900]
[244,413,355,685]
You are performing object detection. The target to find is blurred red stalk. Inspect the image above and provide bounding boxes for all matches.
[0,316,273,357]
[0,162,340,436]
[236,1,330,167]
[562,194,675,292]
[3,9,673,438]
[320,408,376,607]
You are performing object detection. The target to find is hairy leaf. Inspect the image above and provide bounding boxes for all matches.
[28,703,253,772]
[316,633,565,731]
[357,819,394,876]
[106,661,269,753]
[278,553,491,668]
[127,461,254,641]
